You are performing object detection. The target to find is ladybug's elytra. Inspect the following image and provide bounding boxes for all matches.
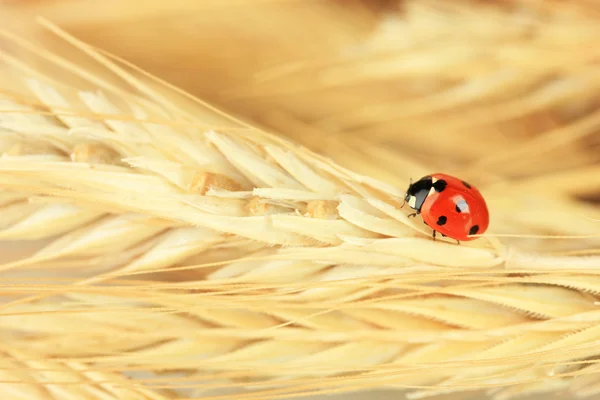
[403,173,489,242]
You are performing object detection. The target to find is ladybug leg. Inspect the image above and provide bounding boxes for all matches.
[432,230,437,241]
[407,212,418,218]
[455,239,460,245]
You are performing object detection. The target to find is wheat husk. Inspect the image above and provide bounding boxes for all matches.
[0,1,600,400]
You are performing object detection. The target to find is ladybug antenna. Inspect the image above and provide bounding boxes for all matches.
[400,178,413,208]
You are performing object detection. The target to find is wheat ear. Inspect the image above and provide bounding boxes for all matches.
[0,17,600,400]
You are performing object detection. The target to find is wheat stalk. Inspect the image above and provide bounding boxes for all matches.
[0,9,599,400]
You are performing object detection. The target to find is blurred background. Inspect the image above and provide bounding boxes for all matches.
[2,0,600,399]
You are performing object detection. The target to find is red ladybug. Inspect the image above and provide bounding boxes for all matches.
[403,173,489,242]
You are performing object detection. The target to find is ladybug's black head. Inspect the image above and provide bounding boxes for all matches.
[405,175,433,212]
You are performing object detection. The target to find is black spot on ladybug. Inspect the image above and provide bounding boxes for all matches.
[433,180,447,193]
[469,225,479,235]
[462,181,472,189]
[436,215,447,226]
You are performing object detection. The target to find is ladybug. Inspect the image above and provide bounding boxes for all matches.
[403,173,489,242]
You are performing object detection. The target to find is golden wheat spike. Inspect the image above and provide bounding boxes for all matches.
[1,4,600,400]
[0,346,174,400]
